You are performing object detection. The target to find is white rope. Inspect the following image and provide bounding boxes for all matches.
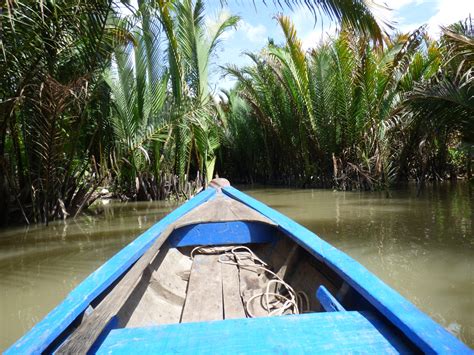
[191,245,309,318]
[190,246,232,260]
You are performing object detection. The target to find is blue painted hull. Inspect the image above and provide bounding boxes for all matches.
[6,183,471,354]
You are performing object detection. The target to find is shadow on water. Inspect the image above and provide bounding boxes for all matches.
[0,183,472,350]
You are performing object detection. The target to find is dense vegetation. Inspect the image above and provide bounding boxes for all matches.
[219,17,473,189]
[1,0,239,224]
[0,0,472,225]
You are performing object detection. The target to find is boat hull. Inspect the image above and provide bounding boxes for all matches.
[5,183,471,354]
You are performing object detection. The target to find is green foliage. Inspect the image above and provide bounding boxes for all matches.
[1,0,470,226]
[399,18,474,181]
[105,0,238,198]
[0,0,129,224]
[104,13,169,197]
[221,17,472,189]
[158,0,238,182]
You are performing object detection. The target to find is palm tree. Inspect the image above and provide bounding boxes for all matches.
[0,0,130,224]
[106,0,239,199]
[401,18,473,181]
[105,10,169,199]
[0,0,390,224]
[222,18,437,189]
[156,0,239,184]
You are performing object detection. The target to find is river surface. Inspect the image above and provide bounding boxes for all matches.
[0,183,472,350]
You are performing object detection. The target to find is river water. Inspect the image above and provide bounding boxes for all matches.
[0,183,472,350]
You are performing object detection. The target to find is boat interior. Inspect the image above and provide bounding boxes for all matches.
[49,193,419,353]
[117,234,341,327]
[115,194,346,327]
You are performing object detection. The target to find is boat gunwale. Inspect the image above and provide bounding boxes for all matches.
[222,186,470,354]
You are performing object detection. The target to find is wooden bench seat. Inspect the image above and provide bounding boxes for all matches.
[96,311,412,354]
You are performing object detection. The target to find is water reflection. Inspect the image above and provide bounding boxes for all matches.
[244,183,473,346]
[0,184,472,350]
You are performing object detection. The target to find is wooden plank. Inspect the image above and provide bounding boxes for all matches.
[317,285,346,312]
[221,262,246,319]
[95,311,411,354]
[5,187,216,355]
[173,194,277,228]
[181,255,223,323]
[168,221,276,247]
[222,186,471,353]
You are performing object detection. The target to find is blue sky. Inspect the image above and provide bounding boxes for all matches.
[205,0,473,92]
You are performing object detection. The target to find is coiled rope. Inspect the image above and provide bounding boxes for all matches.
[191,246,309,317]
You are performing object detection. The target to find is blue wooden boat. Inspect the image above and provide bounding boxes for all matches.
[6,179,471,354]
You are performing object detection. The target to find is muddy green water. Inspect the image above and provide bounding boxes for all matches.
[0,184,472,350]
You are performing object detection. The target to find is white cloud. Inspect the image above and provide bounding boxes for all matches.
[289,6,337,50]
[426,0,474,37]
[238,21,267,44]
[301,27,338,51]
[291,6,331,34]
[372,0,473,36]
[364,1,411,31]
[205,7,238,41]
[377,0,422,10]
[301,29,323,50]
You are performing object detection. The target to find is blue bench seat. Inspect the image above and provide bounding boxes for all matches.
[96,311,412,354]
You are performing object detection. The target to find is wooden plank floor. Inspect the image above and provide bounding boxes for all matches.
[221,262,246,319]
[181,254,223,323]
[96,311,412,354]
[181,254,247,322]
